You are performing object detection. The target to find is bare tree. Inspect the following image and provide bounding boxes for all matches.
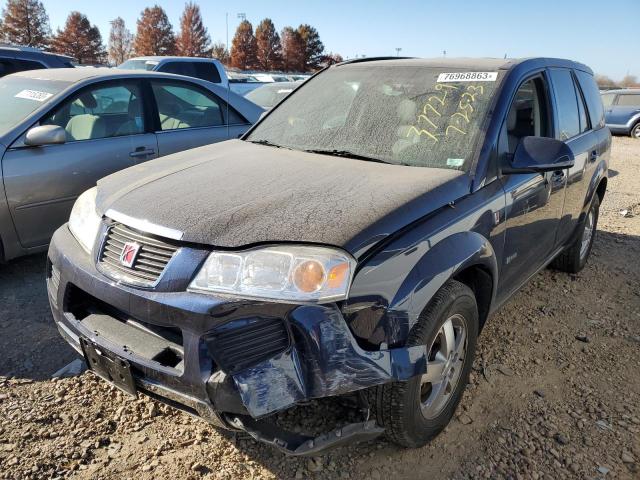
[620,75,639,88]
[108,17,133,66]
[0,0,51,48]
[211,41,229,65]
[594,74,618,90]
[176,2,210,57]
[50,11,105,64]
[320,52,344,67]
[134,5,176,56]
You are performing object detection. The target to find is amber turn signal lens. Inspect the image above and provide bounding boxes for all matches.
[327,262,349,289]
[293,260,326,293]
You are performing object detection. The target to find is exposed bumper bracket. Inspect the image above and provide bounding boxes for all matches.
[229,415,384,456]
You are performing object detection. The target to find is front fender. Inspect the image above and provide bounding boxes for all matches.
[403,230,497,326]
[346,228,499,348]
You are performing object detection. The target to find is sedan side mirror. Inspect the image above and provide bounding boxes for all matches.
[502,136,574,174]
[24,125,66,147]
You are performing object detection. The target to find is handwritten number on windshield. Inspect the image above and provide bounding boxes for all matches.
[406,84,483,142]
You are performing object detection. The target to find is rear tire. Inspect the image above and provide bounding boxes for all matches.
[367,280,479,448]
[551,194,599,273]
[631,122,640,139]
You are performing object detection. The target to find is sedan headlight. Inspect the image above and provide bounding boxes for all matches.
[68,187,101,253]
[189,245,356,303]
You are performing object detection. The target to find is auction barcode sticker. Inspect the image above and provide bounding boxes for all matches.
[14,89,54,102]
[437,72,498,82]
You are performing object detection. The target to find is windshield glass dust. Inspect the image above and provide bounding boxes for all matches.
[247,65,503,170]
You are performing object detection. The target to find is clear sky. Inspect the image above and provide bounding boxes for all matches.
[29,0,639,80]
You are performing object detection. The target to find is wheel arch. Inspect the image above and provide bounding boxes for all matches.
[596,176,607,203]
[402,231,498,336]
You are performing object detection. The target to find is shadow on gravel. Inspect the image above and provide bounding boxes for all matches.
[0,253,78,380]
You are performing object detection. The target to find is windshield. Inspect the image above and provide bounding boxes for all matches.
[247,65,503,170]
[0,76,70,137]
[117,59,158,71]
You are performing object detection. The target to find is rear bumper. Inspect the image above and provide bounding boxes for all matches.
[47,225,428,453]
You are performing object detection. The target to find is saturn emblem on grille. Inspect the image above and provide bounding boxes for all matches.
[120,242,141,268]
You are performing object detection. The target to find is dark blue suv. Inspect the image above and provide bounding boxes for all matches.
[47,57,609,455]
[602,89,640,138]
[0,45,74,78]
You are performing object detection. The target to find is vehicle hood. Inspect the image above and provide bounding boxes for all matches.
[96,140,470,257]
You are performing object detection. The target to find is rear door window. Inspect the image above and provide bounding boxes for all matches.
[549,68,581,140]
[573,76,590,133]
[617,94,640,107]
[151,81,224,130]
[575,70,605,128]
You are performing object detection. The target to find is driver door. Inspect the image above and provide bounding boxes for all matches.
[497,74,567,297]
[2,79,158,248]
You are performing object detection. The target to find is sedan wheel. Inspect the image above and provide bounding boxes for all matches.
[632,123,640,139]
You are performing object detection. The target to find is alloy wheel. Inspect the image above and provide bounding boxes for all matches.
[419,313,468,419]
[580,208,595,259]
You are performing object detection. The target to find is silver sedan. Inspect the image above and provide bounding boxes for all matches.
[0,68,264,262]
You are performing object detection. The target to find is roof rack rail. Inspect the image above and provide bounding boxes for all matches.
[0,44,43,53]
[336,56,414,66]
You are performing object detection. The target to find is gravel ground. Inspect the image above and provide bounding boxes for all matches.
[1,137,639,480]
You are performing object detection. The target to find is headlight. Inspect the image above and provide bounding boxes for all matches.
[68,187,101,253]
[188,245,356,303]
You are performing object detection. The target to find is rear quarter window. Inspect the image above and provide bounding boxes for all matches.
[617,94,640,107]
[575,70,605,129]
[193,63,222,84]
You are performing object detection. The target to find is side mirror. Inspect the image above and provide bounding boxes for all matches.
[502,136,574,174]
[24,125,66,147]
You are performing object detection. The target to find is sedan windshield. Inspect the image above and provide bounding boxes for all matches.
[0,76,70,137]
[246,65,504,170]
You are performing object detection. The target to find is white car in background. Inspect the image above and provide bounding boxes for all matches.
[118,56,229,88]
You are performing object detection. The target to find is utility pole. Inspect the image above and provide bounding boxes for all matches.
[237,12,246,22]
[225,12,229,52]
[395,47,402,57]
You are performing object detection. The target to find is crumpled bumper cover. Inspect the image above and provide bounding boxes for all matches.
[47,225,428,429]
[234,305,427,417]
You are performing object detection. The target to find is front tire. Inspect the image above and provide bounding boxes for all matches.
[551,194,600,273]
[368,280,479,448]
[631,122,640,139]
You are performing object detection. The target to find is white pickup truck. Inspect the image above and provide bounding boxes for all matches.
[118,56,230,89]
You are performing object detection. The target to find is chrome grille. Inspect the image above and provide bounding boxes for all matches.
[99,223,179,286]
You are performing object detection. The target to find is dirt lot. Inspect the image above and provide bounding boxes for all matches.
[1,137,639,480]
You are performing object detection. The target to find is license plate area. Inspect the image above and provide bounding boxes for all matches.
[81,339,137,397]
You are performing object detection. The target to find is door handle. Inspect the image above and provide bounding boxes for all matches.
[130,148,155,158]
[589,150,598,162]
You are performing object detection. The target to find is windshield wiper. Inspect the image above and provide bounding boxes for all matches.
[302,149,390,164]
[247,139,288,149]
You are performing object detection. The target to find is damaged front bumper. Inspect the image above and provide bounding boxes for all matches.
[47,225,428,454]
